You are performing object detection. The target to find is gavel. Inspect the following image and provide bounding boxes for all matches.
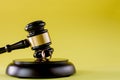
[0,20,54,61]
[0,20,75,78]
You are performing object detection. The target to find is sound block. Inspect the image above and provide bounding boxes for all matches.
[6,58,76,78]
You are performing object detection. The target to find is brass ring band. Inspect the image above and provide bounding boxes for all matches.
[28,32,51,47]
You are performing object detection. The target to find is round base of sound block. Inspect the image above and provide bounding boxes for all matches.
[6,58,76,78]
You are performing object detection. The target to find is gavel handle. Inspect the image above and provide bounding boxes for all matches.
[0,47,6,54]
[0,39,30,54]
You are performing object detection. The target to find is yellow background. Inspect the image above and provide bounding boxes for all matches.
[0,0,120,80]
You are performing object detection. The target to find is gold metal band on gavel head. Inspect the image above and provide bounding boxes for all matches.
[28,32,51,47]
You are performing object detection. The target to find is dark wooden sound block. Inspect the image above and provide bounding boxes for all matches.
[6,58,76,78]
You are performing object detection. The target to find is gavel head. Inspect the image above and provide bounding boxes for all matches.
[25,20,54,60]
